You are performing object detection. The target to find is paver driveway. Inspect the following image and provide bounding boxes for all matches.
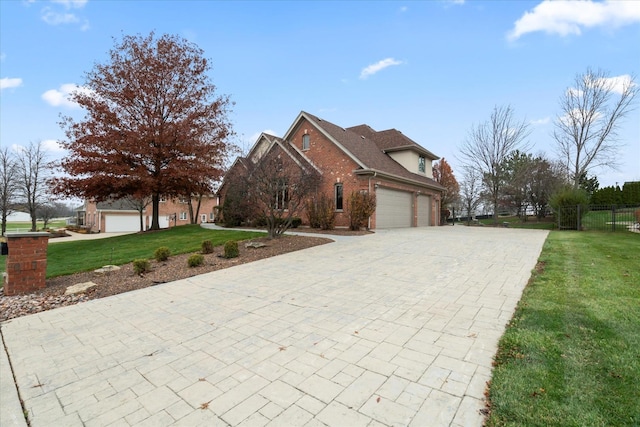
[1,226,548,427]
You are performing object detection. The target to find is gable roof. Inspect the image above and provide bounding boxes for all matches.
[286,111,444,191]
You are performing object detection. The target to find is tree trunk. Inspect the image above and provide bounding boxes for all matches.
[150,194,160,230]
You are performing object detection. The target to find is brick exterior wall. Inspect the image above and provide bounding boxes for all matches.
[289,118,441,228]
[290,118,366,228]
[3,233,49,296]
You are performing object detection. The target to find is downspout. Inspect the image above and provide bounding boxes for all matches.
[368,172,377,230]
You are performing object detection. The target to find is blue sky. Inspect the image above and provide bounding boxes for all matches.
[1,0,639,188]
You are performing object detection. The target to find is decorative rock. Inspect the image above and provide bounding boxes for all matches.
[94,265,121,274]
[65,281,98,295]
[245,241,267,249]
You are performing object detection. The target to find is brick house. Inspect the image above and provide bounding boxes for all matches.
[77,195,218,233]
[219,111,445,229]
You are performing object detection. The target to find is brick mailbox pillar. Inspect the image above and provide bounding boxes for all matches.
[3,232,49,296]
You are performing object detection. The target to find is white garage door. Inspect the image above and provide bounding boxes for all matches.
[417,195,432,227]
[376,188,412,228]
[105,215,139,232]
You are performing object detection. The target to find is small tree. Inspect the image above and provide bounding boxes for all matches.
[0,147,18,236]
[243,149,321,238]
[432,157,460,209]
[16,142,51,231]
[347,191,376,231]
[460,165,483,225]
[459,105,531,223]
[550,187,590,230]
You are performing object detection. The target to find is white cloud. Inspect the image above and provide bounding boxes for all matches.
[359,58,404,79]
[42,83,92,108]
[596,74,635,94]
[52,0,88,9]
[0,77,23,90]
[508,0,640,41]
[530,117,550,125]
[41,1,89,28]
[41,7,79,25]
[41,139,65,152]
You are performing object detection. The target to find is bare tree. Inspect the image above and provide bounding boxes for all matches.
[459,105,531,222]
[16,142,51,231]
[460,165,483,225]
[554,68,638,188]
[123,194,151,232]
[244,148,321,239]
[1,147,19,236]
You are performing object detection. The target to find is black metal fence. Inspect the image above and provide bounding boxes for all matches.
[556,205,640,232]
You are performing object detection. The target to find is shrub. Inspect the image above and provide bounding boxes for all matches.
[154,246,171,262]
[290,217,302,228]
[133,259,151,275]
[306,193,335,230]
[347,191,376,231]
[187,253,204,267]
[224,240,239,258]
[201,240,214,254]
[550,187,590,230]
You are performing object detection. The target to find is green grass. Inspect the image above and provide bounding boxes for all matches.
[487,231,640,426]
[477,216,556,230]
[1,225,264,278]
[2,219,67,232]
[582,208,638,232]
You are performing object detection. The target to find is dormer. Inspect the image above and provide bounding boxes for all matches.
[383,146,437,178]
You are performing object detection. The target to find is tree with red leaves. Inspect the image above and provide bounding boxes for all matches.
[432,157,460,208]
[53,32,234,230]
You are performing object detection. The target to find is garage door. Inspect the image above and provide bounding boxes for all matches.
[105,215,139,232]
[417,195,432,227]
[376,188,412,228]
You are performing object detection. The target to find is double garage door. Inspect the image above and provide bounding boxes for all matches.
[376,188,431,228]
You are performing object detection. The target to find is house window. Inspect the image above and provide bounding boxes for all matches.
[302,134,310,150]
[179,196,189,204]
[179,212,187,220]
[335,183,343,211]
[274,182,289,210]
[418,156,426,173]
[209,212,215,221]
[160,196,166,203]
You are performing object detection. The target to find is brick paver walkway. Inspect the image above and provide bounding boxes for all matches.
[1,226,548,426]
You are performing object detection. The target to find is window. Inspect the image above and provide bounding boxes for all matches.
[179,212,187,220]
[210,212,215,221]
[335,183,343,211]
[418,156,426,173]
[160,196,166,203]
[302,134,310,150]
[179,196,189,204]
[273,181,289,210]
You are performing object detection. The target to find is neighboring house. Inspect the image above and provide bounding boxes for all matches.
[219,111,445,229]
[77,195,218,233]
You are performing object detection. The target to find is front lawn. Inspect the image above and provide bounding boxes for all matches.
[486,231,640,426]
[0,225,264,278]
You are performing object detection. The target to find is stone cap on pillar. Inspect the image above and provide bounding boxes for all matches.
[6,232,51,238]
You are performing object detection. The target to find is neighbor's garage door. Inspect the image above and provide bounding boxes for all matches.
[376,187,412,228]
[417,195,432,227]
[105,215,139,232]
